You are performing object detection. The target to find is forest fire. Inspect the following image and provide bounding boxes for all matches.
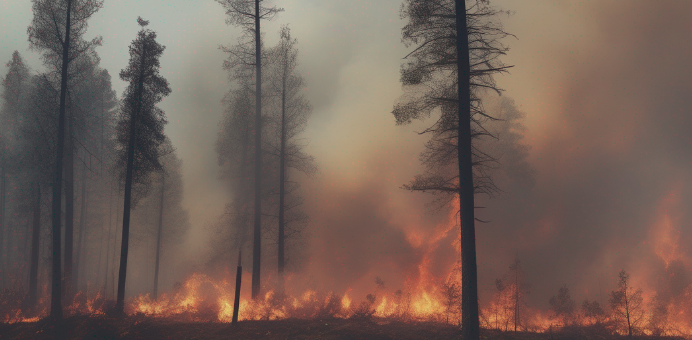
[2,0,692,339]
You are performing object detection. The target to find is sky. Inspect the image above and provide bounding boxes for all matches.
[2,0,692,309]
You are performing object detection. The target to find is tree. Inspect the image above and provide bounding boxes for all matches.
[267,26,315,295]
[149,140,188,299]
[582,299,606,325]
[394,1,513,338]
[0,52,31,287]
[609,270,645,337]
[214,86,255,267]
[549,285,575,326]
[27,0,103,319]
[114,17,171,315]
[508,255,529,333]
[216,0,282,299]
[20,74,61,311]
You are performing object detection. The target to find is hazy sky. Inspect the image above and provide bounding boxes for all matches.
[2,0,692,308]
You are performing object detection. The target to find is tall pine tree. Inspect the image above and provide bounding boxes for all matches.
[114,17,171,315]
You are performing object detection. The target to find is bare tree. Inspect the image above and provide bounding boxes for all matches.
[114,17,171,315]
[27,0,103,319]
[394,1,513,338]
[508,254,529,333]
[609,270,645,337]
[215,0,282,299]
[266,26,315,295]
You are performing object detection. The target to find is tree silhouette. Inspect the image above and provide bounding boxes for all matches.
[394,1,513,338]
[0,51,31,288]
[216,0,282,299]
[267,26,315,295]
[114,17,171,315]
[549,285,576,326]
[27,0,103,319]
[609,270,645,337]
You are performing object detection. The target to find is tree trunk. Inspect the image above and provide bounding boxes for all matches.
[277,51,287,296]
[515,266,519,333]
[232,250,242,324]
[74,163,88,293]
[28,183,41,311]
[116,46,147,315]
[153,173,165,300]
[455,1,479,339]
[103,181,113,297]
[64,109,75,301]
[251,0,262,300]
[50,0,73,320]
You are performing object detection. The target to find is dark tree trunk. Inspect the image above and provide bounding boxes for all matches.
[112,187,121,300]
[251,0,262,300]
[277,58,287,296]
[103,182,113,297]
[50,0,73,320]
[64,111,75,301]
[455,1,479,339]
[514,265,519,333]
[28,183,41,310]
[153,174,165,299]
[116,46,147,315]
[232,250,242,324]
[74,164,88,293]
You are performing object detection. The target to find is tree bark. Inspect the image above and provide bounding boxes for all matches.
[64,110,75,301]
[50,0,73,320]
[153,173,165,299]
[74,163,88,293]
[277,52,287,296]
[251,0,262,300]
[116,45,147,315]
[28,183,41,311]
[455,1,479,339]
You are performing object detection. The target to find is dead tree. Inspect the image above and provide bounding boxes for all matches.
[215,0,282,299]
[394,1,513,338]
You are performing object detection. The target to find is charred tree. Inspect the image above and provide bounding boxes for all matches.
[216,0,282,300]
[64,106,75,300]
[73,162,88,293]
[454,1,479,338]
[394,1,513,338]
[28,184,41,311]
[267,26,315,295]
[153,172,165,300]
[114,17,171,315]
[27,0,103,319]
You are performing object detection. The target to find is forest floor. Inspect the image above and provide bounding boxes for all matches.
[0,316,687,340]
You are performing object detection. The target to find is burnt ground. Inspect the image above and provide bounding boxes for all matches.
[0,316,687,340]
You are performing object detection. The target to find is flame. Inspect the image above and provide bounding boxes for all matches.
[5,192,692,338]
